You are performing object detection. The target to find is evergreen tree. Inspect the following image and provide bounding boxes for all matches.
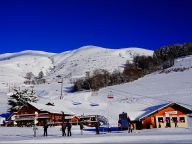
[8,89,38,113]
[24,72,35,80]
[37,71,44,79]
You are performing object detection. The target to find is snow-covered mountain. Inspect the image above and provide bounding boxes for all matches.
[0,46,153,114]
[49,46,153,79]
[0,46,153,85]
[0,50,55,85]
[0,46,192,125]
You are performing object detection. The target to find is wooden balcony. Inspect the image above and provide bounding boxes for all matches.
[15,113,49,121]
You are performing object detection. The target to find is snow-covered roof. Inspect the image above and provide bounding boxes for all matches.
[137,102,192,121]
[127,111,146,121]
[28,102,75,115]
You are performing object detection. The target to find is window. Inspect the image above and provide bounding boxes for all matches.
[158,117,164,123]
[172,117,178,122]
[180,117,185,123]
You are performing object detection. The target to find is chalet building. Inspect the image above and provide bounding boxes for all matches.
[134,103,192,129]
[10,102,74,126]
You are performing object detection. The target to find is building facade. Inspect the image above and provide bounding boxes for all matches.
[136,103,192,129]
[10,102,74,126]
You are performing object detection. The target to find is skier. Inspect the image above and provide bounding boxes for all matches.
[66,120,72,136]
[43,123,48,136]
[79,121,84,135]
[95,121,100,134]
[33,125,38,137]
[61,122,66,136]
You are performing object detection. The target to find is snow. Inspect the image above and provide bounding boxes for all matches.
[0,47,192,143]
[0,50,55,61]
[49,46,153,79]
[29,102,75,115]
[0,126,192,143]
[160,55,192,73]
[33,55,192,124]
[173,55,192,69]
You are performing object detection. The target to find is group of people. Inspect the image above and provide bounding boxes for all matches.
[42,119,134,137]
[61,121,72,136]
[43,120,72,137]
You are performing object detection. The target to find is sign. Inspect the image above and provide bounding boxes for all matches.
[165,111,177,115]
[165,113,169,117]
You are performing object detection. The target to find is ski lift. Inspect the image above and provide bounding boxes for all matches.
[72,101,81,105]
[107,95,114,99]
[90,103,99,106]
[107,91,114,99]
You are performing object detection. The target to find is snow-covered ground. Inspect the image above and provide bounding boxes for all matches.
[0,126,192,143]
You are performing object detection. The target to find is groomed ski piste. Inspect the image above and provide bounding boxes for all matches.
[0,46,192,143]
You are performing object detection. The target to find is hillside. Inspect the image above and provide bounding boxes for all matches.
[48,46,153,79]
[0,50,55,113]
[0,46,153,114]
[0,47,192,125]
[34,55,192,124]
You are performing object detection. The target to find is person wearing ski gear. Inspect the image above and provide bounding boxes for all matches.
[79,121,84,135]
[43,123,48,136]
[61,122,66,136]
[66,121,72,136]
[95,121,100,134]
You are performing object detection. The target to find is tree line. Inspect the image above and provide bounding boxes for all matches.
[24,71,46,85]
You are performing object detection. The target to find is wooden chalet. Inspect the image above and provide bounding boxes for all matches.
[133,103,192,129]
[11,102,74,126]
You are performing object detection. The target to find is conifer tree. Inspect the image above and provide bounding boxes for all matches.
[8,89,38,113]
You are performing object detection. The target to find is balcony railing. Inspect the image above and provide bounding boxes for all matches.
[15,113,49,121]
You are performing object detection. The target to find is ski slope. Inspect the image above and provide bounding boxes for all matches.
[33,55,192,125]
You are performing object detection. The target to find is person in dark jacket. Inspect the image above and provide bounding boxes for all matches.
[79,121,84,135]
[43,123,48,136]
[61,122,66,136]
[66,121,72,136]
[95,121,100,134]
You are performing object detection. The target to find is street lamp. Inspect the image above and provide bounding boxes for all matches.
[58,78,64,99]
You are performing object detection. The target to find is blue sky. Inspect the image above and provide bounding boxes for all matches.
[0,0,192,53]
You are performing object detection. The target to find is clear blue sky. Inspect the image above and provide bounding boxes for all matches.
[0,0,192,53]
